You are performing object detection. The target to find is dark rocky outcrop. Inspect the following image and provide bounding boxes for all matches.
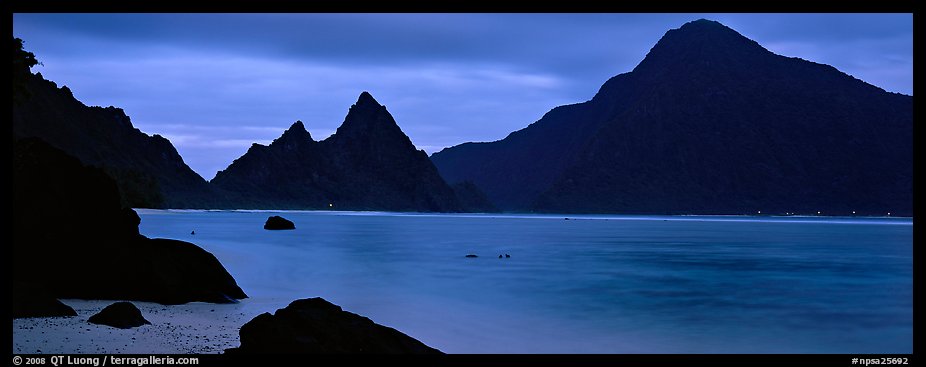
[431,19,912,216]
[88,302,151,329]
[227,298,442,354]
[13,138,247,305]
[13,283,77,319]
[126,238,248,304]
[12,38,216,209]
[212,93,463,212]
[264,216,295,230]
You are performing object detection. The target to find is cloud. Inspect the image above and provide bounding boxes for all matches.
[159,135,273,149]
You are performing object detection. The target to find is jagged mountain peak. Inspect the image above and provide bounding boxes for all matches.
[289,120,307,132]
[264,120,315,155]
[431,19,912,215]
[678,18,731,31]
[212,92,463,212]
[356,91,379,107]
[345,91,387,118]
[331,91,406,143]
[633,18,771,74]
[658,18,763,51]
[277,120,313,141]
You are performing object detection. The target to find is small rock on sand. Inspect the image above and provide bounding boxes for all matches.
[88,302,151,329]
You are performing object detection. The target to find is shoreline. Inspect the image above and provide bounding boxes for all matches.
[136,208,912,219]
[12,299,288,354]
[135,209,913,224]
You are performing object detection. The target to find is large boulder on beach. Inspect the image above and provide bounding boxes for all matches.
[109,238,249,305]
[264,215,295,230]
[13,138,247,306]
[228,298,442,354]
[88,302,151,329]
[13,282,77,319]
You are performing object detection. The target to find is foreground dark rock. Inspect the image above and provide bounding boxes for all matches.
[13,283,77,319]
[13,138,247,306]
[88,302,151,329]
[127,238,248,304]
[227,298,442,354]
[264,215,295,230]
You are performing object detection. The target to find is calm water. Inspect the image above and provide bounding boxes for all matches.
[137,210,912,353]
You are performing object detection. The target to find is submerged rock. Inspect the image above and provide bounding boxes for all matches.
[264,215,295,230]
[88,302,151,329]
[228,297,441,354]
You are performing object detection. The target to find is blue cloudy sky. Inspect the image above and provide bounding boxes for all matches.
[12,13,913,180]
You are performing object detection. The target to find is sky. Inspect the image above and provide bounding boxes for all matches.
[12,13,913,180]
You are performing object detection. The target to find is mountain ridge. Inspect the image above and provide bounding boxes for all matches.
[12,68,218,209]
[431,19,912,216]
[212,92,467,212]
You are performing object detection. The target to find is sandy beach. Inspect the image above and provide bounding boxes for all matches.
[12,298,292,354]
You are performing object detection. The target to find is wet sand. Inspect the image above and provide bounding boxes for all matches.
[12,298,290,354]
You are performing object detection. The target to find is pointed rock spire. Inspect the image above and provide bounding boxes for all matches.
[276,120,313,143]
[212,92,463,212]
[332,91,406,142]
[356,91,379,107]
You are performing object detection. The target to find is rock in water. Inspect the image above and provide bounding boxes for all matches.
[88,302,151,329]
[264,215,295,230]
[228,297,442,354]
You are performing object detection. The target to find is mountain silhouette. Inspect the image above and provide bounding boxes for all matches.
[12,49,216,208]
[212,92,465,212]
[430,19,912,216]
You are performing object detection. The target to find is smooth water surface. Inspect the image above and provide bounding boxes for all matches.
[138,210,912,353]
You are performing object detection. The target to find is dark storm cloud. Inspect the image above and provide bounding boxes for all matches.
[14,14,665,79]
[12,13,912,179]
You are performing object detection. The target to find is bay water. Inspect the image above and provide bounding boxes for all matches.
[137,210,912,353]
